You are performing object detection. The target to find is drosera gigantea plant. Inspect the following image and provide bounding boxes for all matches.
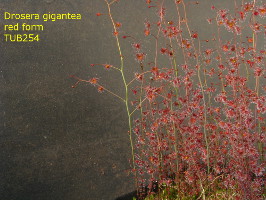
[71,0,138,178]
[71,0,265,199]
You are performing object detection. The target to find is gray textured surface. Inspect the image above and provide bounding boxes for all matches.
[0,0,143,199]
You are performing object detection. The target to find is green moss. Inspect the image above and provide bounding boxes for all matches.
[142,186,238,200]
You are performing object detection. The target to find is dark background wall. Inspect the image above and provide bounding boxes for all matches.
[0,0,256,200]
[0,0,147,199]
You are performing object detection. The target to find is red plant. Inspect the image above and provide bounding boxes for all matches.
[72,0,265,199]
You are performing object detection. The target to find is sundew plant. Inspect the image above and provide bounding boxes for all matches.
[71,0,265,199]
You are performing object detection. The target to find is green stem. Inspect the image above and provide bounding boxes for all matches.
[198,65,210,174]
[104,0,136,172]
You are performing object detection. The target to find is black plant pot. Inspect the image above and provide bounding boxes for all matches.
[115,181,159,200]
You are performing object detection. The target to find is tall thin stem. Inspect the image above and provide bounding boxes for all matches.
[104,0,136,173]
